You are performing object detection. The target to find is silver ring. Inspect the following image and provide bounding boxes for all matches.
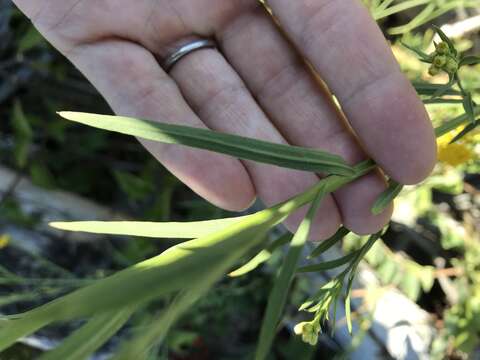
[163,39,217,72]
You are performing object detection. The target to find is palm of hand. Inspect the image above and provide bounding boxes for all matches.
[14,0,436,238]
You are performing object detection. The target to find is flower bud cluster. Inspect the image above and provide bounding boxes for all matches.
[428,41,458,76]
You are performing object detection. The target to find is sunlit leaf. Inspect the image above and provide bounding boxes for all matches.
[50,216,249,239]
[229,233,291,277]
[345,291,353,334]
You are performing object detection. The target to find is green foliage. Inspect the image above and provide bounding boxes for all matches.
[255,186,327,360]
[2,6,480,358]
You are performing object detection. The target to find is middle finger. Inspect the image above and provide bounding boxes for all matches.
[217,7,392,234]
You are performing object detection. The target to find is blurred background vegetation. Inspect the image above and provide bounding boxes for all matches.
[1,1,480,359]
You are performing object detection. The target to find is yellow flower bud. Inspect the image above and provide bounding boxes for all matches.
[445,58,458,74]
[436,42,449,55]
[428,65,441,76]
[433,55,447,67]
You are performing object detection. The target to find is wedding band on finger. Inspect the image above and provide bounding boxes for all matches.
[162,39,217,72]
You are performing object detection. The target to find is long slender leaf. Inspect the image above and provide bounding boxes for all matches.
[58,112,354,176]
[50,216,249,239]
[229,233,291,277]
[371,180,403,216]
[343,232,382,334]
[459,55,480,67]
[308,227,350,259]
[450,120,479,143]
[39,308,135,360]
[413,81,461,97]
[345,291,353,334]
[462,93,476,124]
[435,106,480,137]
[400,41,431,62]
[113,260,226,360]
[297,251,360,273]
[255,185,327,360]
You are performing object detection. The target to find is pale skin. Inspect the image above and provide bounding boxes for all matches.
[13,0,437,239]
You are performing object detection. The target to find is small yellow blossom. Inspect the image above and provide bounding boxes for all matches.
[0,234,10,249]
[437,131,475,166]
[294,321,320,346]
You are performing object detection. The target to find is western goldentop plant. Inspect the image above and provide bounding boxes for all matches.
[1,26,479,359]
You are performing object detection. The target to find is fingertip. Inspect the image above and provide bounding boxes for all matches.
[348,73,437,186]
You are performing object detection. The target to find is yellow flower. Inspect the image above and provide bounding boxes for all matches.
[294,321,320,346]
[0,234,10,249]
[437,131,474,166]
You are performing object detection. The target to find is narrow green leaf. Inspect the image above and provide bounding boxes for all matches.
[423,98,463,105]
[401,41,431,62]
[449,120,479,144]
[345,291,353,334]
[255,186,327,360]
[229,233,291,277]
[308,227,350,259]
[371,180,403,215]
[113,268,222,360]
[431,76,457,99]
[50,216,249,239]
[433,25,457,56]
[462,92,476,124]
[389,3,435,35]
[297,251,360,273]
[413,81,461,97]
[58,112,354,176]
[341,232,383,335]
[39,308,134,360]
[459,55,480,67]
[435,112,472,138]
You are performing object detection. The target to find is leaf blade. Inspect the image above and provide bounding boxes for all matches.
[308,227,350,259]
[255,185,327,360]
[371,180,403,216]
[50,217,249,239]
[58,112,354,176]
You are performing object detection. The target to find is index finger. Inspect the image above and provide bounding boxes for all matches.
[267,0,436,184]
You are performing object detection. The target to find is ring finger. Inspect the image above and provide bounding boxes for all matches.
[167,42,342,239]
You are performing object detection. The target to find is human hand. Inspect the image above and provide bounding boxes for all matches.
[13,0,436,239]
